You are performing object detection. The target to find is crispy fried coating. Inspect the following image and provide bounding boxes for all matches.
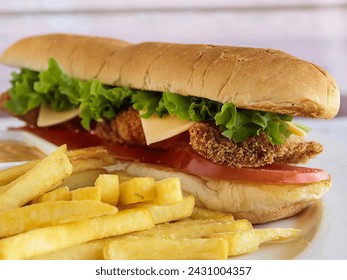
[95,107,147,146]
[0,91,9,110]
[189,122,323,168]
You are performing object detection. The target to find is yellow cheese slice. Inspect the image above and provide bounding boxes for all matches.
[37,104,81,127]
[285,121,307,137]
[140,114,195,145]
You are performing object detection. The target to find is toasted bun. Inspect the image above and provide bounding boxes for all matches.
[0,34,130,80]
[110,160,331,224]
[0,34,340,119]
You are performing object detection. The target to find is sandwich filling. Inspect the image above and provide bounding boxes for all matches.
[0,58,322,170]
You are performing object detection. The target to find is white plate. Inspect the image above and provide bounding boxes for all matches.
[0,116,346,259]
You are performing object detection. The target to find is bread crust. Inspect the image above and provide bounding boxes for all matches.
[109,160,331,224]
[232,201,310,224]
[0,34,130,80]
[0,34,340,118]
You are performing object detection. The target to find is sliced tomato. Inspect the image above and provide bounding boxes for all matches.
[181,152,330,184]
[20,126,330,185]
[102,142,329,184]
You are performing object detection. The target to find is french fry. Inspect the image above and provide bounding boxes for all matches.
[31,221,297,260]
[104,237,228,260]
[191,207,235,221]
[0,183,12,196]
[94,174,119,205]
[30,238,108,260]
[154,177,182,205]
[70,186,101,201]
[32,186,70,203]
[34,208,218,260]
[63,169,107,190]
[0,144,302,260]
[0,145,72,212]
[118,177,155,205]
[0,160,38,187]
[133,195,195,224]
[131,217,252,239]
[0,200,117,238]
[211,228,300,256]
[212,230,260,256]
[0,207,154,259]
[255,228,301,243]
[0,146,113,187]
[33,203,233,260]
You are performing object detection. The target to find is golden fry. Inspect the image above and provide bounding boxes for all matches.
[0,160,39,187]
[0,207,154,259]
[0,144,302,260]
[94,174,119,205]
[31,238,108,260]
[0,200,117,238]
[211,228,300,256]
[143,194,194,224]
[31,186,70,203]
[154,177,182,205]
[104,237,228,260]
[0,145,72,212]
[0,146,113,187]
[255,228,301,243]
[131,217,252,239]
[190,207,235,221]
[70,186,101,201]
[118,177,155,205]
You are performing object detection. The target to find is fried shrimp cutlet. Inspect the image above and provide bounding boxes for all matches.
[189,122,323,168]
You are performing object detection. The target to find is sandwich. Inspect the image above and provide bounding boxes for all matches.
[0,34,340,224]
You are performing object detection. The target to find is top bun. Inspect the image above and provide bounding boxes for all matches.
[0,33,340,119]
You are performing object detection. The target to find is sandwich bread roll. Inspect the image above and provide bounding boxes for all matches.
[0,34,339,119]
[0,34,340,223]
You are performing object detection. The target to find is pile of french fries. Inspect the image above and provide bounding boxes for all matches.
[0,145,300,260]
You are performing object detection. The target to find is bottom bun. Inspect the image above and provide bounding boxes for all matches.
[231,201,310,224]
[109,160,331,224]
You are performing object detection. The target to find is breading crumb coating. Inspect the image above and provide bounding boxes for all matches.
[189,122,322,168]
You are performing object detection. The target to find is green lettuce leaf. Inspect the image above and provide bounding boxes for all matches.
[162,92,191,120]
[78,80,133,130]
[188,97,222,121]
[132,90,162,118]
[34,58,80,111]
[5,69,41,114]
[215,107,293,144]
